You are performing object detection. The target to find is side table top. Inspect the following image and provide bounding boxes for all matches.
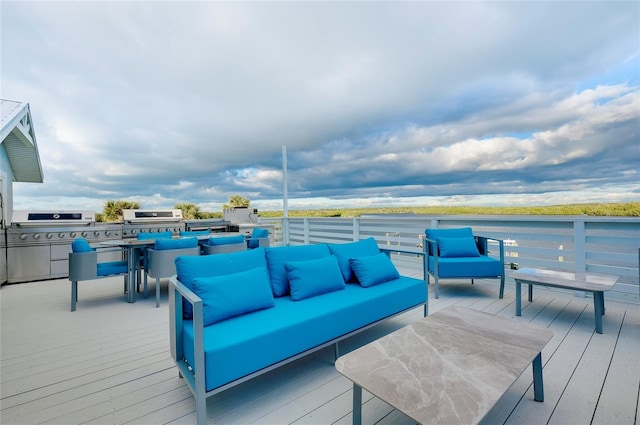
[335,306,553,425]
[510,268,618,292]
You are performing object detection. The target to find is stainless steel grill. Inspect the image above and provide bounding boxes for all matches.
[6,210,122,283]
[122,209,184,238]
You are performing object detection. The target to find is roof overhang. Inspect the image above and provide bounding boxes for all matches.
[1,99,44,183]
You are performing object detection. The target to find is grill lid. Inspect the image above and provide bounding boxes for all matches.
[122,209,183,223]
[11,210,95,226]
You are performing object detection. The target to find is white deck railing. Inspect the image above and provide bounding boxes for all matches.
[259,215,640,303]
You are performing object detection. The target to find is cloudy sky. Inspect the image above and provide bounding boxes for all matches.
[2,1,639,213]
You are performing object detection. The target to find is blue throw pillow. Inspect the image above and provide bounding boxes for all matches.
[175,247,268,319]
[437,237,480,258]
[208,235,246,246]
[285,255,346,301]
[71,238,93,253]
[248,228,270,249]
[137,231,173,240]
[191,266,275,326]
[349,253,400,288]
[154,237,199,250]
[265,244,331,297]
[328,237,380,283]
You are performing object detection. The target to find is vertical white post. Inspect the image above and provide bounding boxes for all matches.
[282,146,289,246]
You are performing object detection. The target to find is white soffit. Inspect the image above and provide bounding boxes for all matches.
[1,99,44,183]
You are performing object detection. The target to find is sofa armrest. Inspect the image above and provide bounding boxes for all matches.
[168,276,205,396]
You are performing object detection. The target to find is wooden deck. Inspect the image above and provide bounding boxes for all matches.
[1,264,639,425]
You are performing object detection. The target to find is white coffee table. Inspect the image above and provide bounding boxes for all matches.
[335,306,553,425]
[510,268,619,334]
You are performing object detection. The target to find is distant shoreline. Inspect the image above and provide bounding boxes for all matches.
[257,202,640,218]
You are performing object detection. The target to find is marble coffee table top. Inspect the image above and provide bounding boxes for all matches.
[510,268,618,292]
[335,306,553,425]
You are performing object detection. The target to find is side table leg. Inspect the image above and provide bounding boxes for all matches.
[593,291,604,334]
[532,352,544,402]
[353,383,362,425]
[515,281,522,316]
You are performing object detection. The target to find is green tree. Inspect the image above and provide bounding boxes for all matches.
[101,200,140,222]
[223,194,250,209]
[175,202,201,220]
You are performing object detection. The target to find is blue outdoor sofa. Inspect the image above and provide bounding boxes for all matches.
[168,238,428,424]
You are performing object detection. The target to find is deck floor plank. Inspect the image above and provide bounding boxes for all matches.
[1,270,638,425]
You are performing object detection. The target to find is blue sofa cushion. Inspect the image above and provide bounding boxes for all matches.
[428,256,502,278]
[208,235,246,246]
[437,237,480,258]
[349,253,400,288]
[72,238,93,253]
[285,256,345,301]
[192,266,275,326]
[137,231,173,240]
[248,228,269,249]
[155,237,199,250]
[175,248,268,319]
[182,275,427,392]
[97,261,128,276]
[328,238,380,283]
[265,244,331,297]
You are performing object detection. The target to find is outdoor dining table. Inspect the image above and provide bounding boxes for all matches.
[100,232,245,303]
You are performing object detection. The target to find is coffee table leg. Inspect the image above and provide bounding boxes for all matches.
[593,291,604,334]
[515,281,522,316]
[532,352,544,402]
[352,383,362,425]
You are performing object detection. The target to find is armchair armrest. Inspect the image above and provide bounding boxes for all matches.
[68,251,99,281]
[168,276,203,370]
[475,236,504,259]
[246,236,270,248]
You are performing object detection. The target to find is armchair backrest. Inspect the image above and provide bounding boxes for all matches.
[147,246,200,278]
[248,228,270,249]
[425,227,480,258]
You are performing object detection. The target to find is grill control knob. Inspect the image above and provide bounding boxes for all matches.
[19,234,27,240]
[105,231,111,236]
[132,230,137,235]
[46,233,53,239]
[94,231,100,237]
[33,234,41,239]
[58,233,65,238]
[81,232,87,237]
[70,232,77,238]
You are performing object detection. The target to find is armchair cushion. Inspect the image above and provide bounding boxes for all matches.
[285,256,345,301]
[429,256,503,278]
[208,235,246,246]
[437,237,480,258]
[248,228,270,249]
[155,237,198,250]
[71,238,93,253]
[349,253,400,288]
[328,237,380,283]
[137,231,173,240]
[97,261,128,276]
[192,266,275,326]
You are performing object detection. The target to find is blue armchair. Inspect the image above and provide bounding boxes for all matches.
[68,238,129,311]
[246,227,270,249]
[425,227,505,299]
[201,235,247,255]
[144,237,200,307]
